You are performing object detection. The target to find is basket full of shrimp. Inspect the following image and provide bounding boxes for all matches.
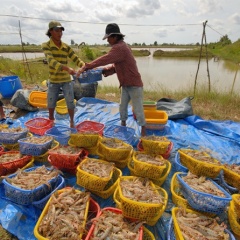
[0,126,28,144]
[76,157,115,192]
[177,172,232,214]
[178,148,223,178]
[0,151,33,176]
[140,135,171,155]
[131,151,168,180]
[222,163,240,190]
[18,135,54,156]
[113,176,168,226]
[48,145,88,169]
[34,188,92,240]
[98,137,133,161]
[85,207,143,240]
[2,166,61,205]
[172,207,235,240]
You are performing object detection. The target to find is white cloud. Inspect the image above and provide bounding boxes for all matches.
[0,0,239,45]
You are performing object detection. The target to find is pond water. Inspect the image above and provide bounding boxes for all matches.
[1,51,239,94]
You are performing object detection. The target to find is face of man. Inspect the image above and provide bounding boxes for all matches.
[50,27,63,42]
[107,35,118,45]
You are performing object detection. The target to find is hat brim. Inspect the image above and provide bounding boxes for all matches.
[46,26,65,36]
[102,33,125,40]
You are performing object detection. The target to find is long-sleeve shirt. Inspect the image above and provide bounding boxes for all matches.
[42,38,84,83]
[84,40,143,87]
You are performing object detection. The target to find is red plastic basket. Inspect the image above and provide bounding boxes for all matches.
[137,140,173,159]
[76,120,104,135]
[48,146,88,169]
[24,117,54,136]
[85,207,143,240]
[0,151,32,176]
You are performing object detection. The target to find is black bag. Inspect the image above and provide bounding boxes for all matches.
[156,96,194,119]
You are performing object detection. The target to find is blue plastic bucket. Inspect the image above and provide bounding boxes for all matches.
[0,75,23,98]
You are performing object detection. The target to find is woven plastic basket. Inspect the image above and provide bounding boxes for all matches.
[18,136,54,156]
[232,194,240,217]
[0,151,32,176]
[76,120,104,135]
[222,165,240,190]
[2,166,60,205]
[48,146,88,169]
[85,207,143,240]
[104,125,135,144]
[32,175,65,209]
[141,136,170,155]
[98,137,133,161]
[69,132,100,148]
[113,176,168,226]
[34,188,90,240]
[2,132,33,151]
[143,227,155,240]
[76,158,115,191]
[137,140,173,159]
[128,158,171,187]
[172,207,236,240]
[177,172,232,214]
[132,151,167,179]
[178,149,223,178]
[174,152,188,173]
[24,117,54,136]
[170,172,192,209]
[45,126,77,146]
[0,127,28,144]
[228,200,240,236]
[91,167,122,199]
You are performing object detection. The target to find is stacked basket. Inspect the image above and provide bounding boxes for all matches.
[69,120,104,155]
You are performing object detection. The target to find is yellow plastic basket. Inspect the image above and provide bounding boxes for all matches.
[178,149,223,178]
[143,227,155,240]
[132,151,167,179]
[128,159,171,187]
[228,200,240,236]
[91,167,122,199]
[76,158,115,191]
[69,132,100,148]
[56,98,76,114]
[113,176,168,226]
[97,137,133,161]
[98,150,132,169]
[34,140,59,163]
[223,166,240,190]
[232,194,240,217]
[141,136,170,155]
[34,188,90,240]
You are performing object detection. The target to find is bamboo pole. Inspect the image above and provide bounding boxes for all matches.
[18,20,33,83]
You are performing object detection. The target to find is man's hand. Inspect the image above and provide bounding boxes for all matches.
[76,67,86,78]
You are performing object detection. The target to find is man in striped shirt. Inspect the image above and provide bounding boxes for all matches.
[76,23,146,136]
[42,20,85,128]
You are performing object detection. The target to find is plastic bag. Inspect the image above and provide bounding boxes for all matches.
[156,96,194,119]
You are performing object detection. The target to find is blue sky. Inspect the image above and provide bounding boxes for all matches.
[0,0,239,45]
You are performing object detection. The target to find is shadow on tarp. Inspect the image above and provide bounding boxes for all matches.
[0,97,240,240]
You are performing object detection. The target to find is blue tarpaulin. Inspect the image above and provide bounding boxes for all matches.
[0,97,239,240]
